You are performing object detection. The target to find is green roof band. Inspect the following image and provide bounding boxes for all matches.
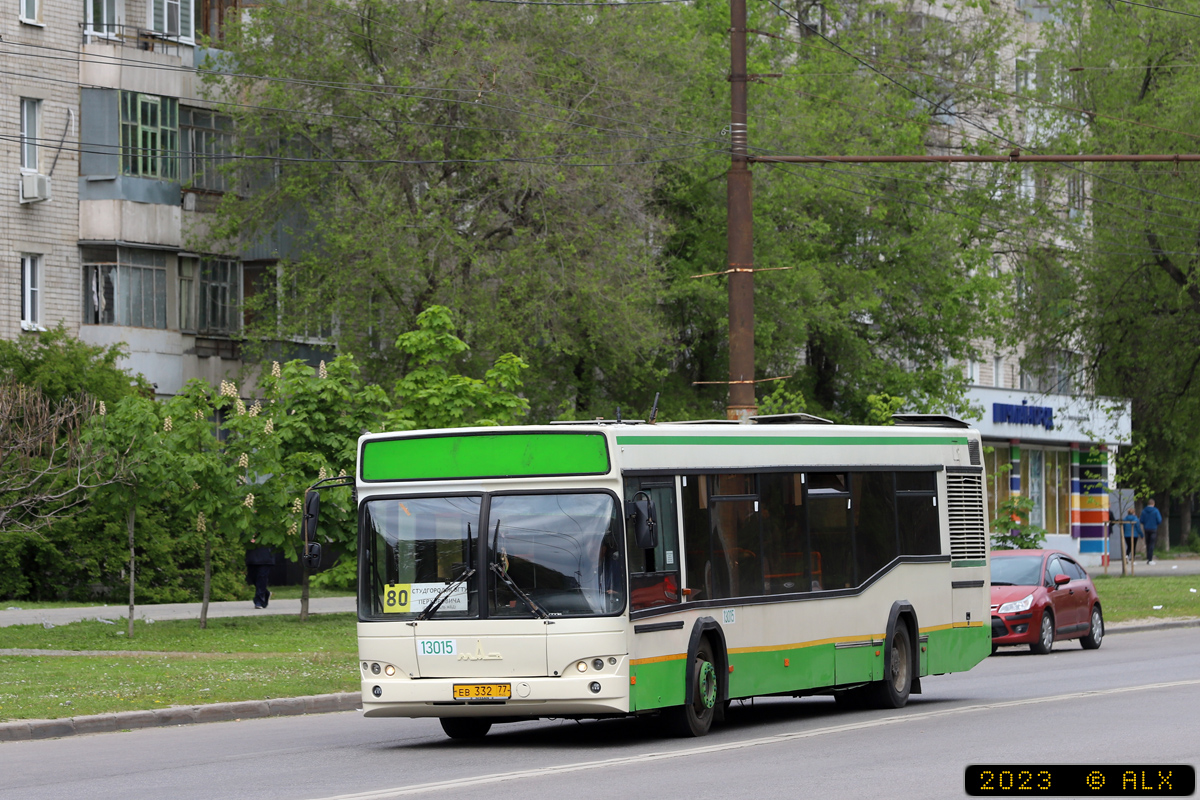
[615,435,967,446]
[361,432,611,482]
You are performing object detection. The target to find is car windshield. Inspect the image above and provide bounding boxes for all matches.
[990,555,1044,586]
[361,492,625,619]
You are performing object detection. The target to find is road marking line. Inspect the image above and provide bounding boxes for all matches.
[308,678,1200,800]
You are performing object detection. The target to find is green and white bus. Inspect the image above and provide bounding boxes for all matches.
[307,415,991,739]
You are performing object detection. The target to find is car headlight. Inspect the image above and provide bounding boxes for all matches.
[998,593,1034,614]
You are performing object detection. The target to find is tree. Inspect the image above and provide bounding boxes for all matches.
[386,305,529,430]
[87,394,170,636]
[1032,0,1200,503]
[654,0,1019,422]
[0,324,149,403]
[162,380,260,628]
[0,382,118,537]
[236,356,390,620]
[198,0,698,418]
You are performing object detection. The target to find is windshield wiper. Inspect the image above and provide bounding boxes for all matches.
[990,581,1015,586]
[417,567,476,620]
[490,518,548,619]
[417,522,475,621]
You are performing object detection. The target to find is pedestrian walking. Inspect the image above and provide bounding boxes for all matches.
[1139,499,1163,565]
[246,540,275,608]
[1121,506,1142,559]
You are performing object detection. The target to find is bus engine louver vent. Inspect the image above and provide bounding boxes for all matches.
[967,438,981,466]
[946,473,987,561]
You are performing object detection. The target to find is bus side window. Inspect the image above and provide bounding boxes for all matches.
[760,473,808,595]
[623,476,682,610]
[897,471,939,555]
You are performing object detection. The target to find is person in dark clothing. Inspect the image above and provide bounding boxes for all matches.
[1140,499,1163,565]
[246,541,275,608]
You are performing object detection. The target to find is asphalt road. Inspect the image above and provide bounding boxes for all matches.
[3,626,1197,800]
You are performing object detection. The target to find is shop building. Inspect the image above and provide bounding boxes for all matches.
[965,386,1131,567]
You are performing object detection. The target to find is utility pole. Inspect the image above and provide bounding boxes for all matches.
[726,0,756,420]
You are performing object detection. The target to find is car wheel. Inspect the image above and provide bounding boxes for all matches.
[1030,610,1055,655]
[1080,605,1104,650]
[665,639,718,737]
[439,717,492,739]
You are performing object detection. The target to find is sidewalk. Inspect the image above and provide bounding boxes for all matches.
[1093,553,1200,578]
[0,596,356,628]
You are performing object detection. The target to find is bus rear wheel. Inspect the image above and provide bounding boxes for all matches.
[665,640,718,737]
[439,717,492,740]
[867,624,912,709]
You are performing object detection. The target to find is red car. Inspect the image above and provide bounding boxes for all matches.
[990,549,1104,654]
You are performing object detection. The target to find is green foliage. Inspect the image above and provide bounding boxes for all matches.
[0,324,149,403]
[1031,0,1200,497]
[990,495,1048,550]
[757,381,807,416]
[865,393,905,426]
[309,555,357,592]
[386,306,529,430]
[199,0,688,419]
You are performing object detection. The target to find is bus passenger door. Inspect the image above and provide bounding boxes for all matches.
[623,476,682,610]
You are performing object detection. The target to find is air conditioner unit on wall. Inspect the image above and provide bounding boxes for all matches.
[19,173,51,204]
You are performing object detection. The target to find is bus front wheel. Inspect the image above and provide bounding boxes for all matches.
[666,640,718,737]
[439,717,492,740]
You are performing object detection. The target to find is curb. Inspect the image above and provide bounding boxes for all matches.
[1106,618,1200,635]
[0,692,361,743]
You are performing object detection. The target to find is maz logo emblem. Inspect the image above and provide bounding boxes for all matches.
[458,640,503,661]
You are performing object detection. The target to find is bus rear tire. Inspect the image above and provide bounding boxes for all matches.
[665,640,718,737]
[439,717,492,740]
[869,624,912,709]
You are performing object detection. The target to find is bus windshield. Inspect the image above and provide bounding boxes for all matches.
[362,492,625,619]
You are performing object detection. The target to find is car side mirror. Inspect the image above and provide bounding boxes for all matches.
[1053,573,1070,587]
[303,490,320,541]
[625,493,659,550]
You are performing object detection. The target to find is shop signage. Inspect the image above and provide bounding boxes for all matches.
[993,402,1054,430]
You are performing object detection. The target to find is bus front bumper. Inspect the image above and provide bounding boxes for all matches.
[360,674,630,718]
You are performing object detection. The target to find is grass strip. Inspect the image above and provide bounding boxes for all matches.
[0,652,359,720]
[0,613,357,655]
[1091,574,1200,623]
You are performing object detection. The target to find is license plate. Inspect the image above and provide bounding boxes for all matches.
[452,683,511,700]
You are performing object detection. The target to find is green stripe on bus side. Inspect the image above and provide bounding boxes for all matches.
[634,627,989,710]
[614,435,966,447]
[630,658,687,711]
[925,625,992,674]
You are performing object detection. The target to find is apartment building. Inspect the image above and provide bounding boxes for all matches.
[4,0,256,397]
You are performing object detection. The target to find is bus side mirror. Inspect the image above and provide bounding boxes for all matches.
[303,541,322,569]
[625,495,658,550]
[304,490,320,540]
[302,490,321,568]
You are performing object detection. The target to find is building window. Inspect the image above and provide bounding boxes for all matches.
[21,254,42,331]
[20,0,42,25]
[86,0,119,35]
[20,98,40,172]
[199,258,240,335]
[179,257,197,331]
[120,92,179,180]
[182,108,232,192]
[82,247,167,329]
[149,0,192,39]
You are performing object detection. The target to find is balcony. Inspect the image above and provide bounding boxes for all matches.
[80,23,186,58]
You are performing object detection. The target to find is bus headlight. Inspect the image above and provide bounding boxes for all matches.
[592,659,604,671]
[576,661,588,673]
[384,665,396,676]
